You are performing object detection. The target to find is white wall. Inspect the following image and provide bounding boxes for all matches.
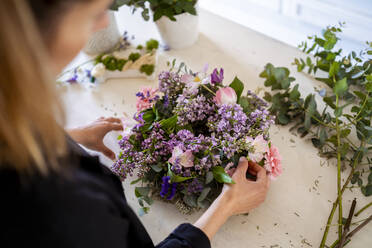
[199,0,372,55]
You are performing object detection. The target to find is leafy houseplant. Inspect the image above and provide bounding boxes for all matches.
[111,0,197,22]
[260,23,372,248]
[111,0,199,49]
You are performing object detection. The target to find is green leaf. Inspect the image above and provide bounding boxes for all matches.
[278,113,290,125]
[351,172,360,184]
[340,129,351,138]
[183,194,197,207]
[150,163,163,172]
[229,77,244,101]
[205,171,214,184]
[117,134,123,140]
[333,78,348,96]
[131,178,142,185]
[334,107,343,117]
[289,84,300,100]
[142,109,156,122]
[362,185,372,197]
[160,115,178,133]
[323,97,336,109]
[319,128,328,145]
[212,166,235,184]
[311,138,321,148]
[142,195,153,205]
[329,61,340,77]
[366,82,372,92]
[135,187,150,197]
[197,187,211,203]
[167,163,193,183]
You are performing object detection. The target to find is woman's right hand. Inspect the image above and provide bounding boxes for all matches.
[194,157,270,240]
[220,157,270,216]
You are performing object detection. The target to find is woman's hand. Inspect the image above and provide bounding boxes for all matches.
[221,157,270,215]
[194,157,270,240]
[67,117,123,160]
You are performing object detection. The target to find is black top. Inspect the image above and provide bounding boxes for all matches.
[0,136,210,248]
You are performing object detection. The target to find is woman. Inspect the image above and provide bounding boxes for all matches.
[0,0,270,247]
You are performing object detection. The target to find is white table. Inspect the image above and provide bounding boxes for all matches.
[60,8,372,248]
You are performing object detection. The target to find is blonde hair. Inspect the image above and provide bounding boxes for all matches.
[0,0,66,174]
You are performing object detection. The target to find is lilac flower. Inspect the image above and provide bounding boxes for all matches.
[175,95,215,126]
[187,179,203,194]
[211,68,224,84]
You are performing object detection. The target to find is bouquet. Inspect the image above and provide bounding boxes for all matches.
[112,61,282,214]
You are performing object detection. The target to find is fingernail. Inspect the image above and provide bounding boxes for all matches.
[239,157,247,162]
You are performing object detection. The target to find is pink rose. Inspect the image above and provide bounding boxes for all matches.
[168,146,194,168]
[264,144,282,180]
[248,135,268,162]
[215,87,237,105]
[136,87,159,112]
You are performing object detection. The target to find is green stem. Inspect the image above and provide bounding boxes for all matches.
[335,95,343,241]
[56,59,96,79]
[319,145,363,248]
[354,201,372,217]
[201,84,216,96]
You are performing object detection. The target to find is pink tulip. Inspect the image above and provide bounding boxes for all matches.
[168,146,194,168]
[264,144,282,180]
[215,87,237,105]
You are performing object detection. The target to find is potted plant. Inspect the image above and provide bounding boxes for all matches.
[124,0,199,50]
[83,1,127,55]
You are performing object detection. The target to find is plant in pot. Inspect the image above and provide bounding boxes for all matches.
[83,1,129,55]
[124,0,199,50]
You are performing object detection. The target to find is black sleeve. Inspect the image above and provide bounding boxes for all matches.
[156,223,211,248]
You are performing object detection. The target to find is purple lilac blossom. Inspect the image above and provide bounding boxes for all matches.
[187,179,204,194]
[175,95,215,126]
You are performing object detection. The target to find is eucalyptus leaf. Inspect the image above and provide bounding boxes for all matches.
[333,78,348,96]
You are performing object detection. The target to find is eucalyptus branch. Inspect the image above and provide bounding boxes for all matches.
[354,201,372,217]
[335,95,343,241]
[337,198,357,248]
[319,147,363,248]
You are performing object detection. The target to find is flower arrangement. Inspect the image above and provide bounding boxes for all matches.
[112,61,281,215]
[110,0,197,21]
[57,32,159,85]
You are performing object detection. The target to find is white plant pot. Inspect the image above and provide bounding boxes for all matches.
[155,9,199,50]
[83,11,121,55]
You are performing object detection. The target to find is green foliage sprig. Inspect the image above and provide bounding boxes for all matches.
[110,0,197,21]
[260,24,372,248]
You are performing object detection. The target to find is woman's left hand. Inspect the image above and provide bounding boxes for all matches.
[67,117,123,160]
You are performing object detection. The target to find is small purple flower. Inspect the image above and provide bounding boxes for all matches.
[160,176,177,200]
[67,74,78,84]
[160,176,171,198]
[211,68,224,84]
[168,182,177,200]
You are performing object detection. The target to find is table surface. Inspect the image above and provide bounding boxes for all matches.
[60,8,372,248]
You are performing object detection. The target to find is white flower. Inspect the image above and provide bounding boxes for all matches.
[91,63,106,78]
[247,135,268,162]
